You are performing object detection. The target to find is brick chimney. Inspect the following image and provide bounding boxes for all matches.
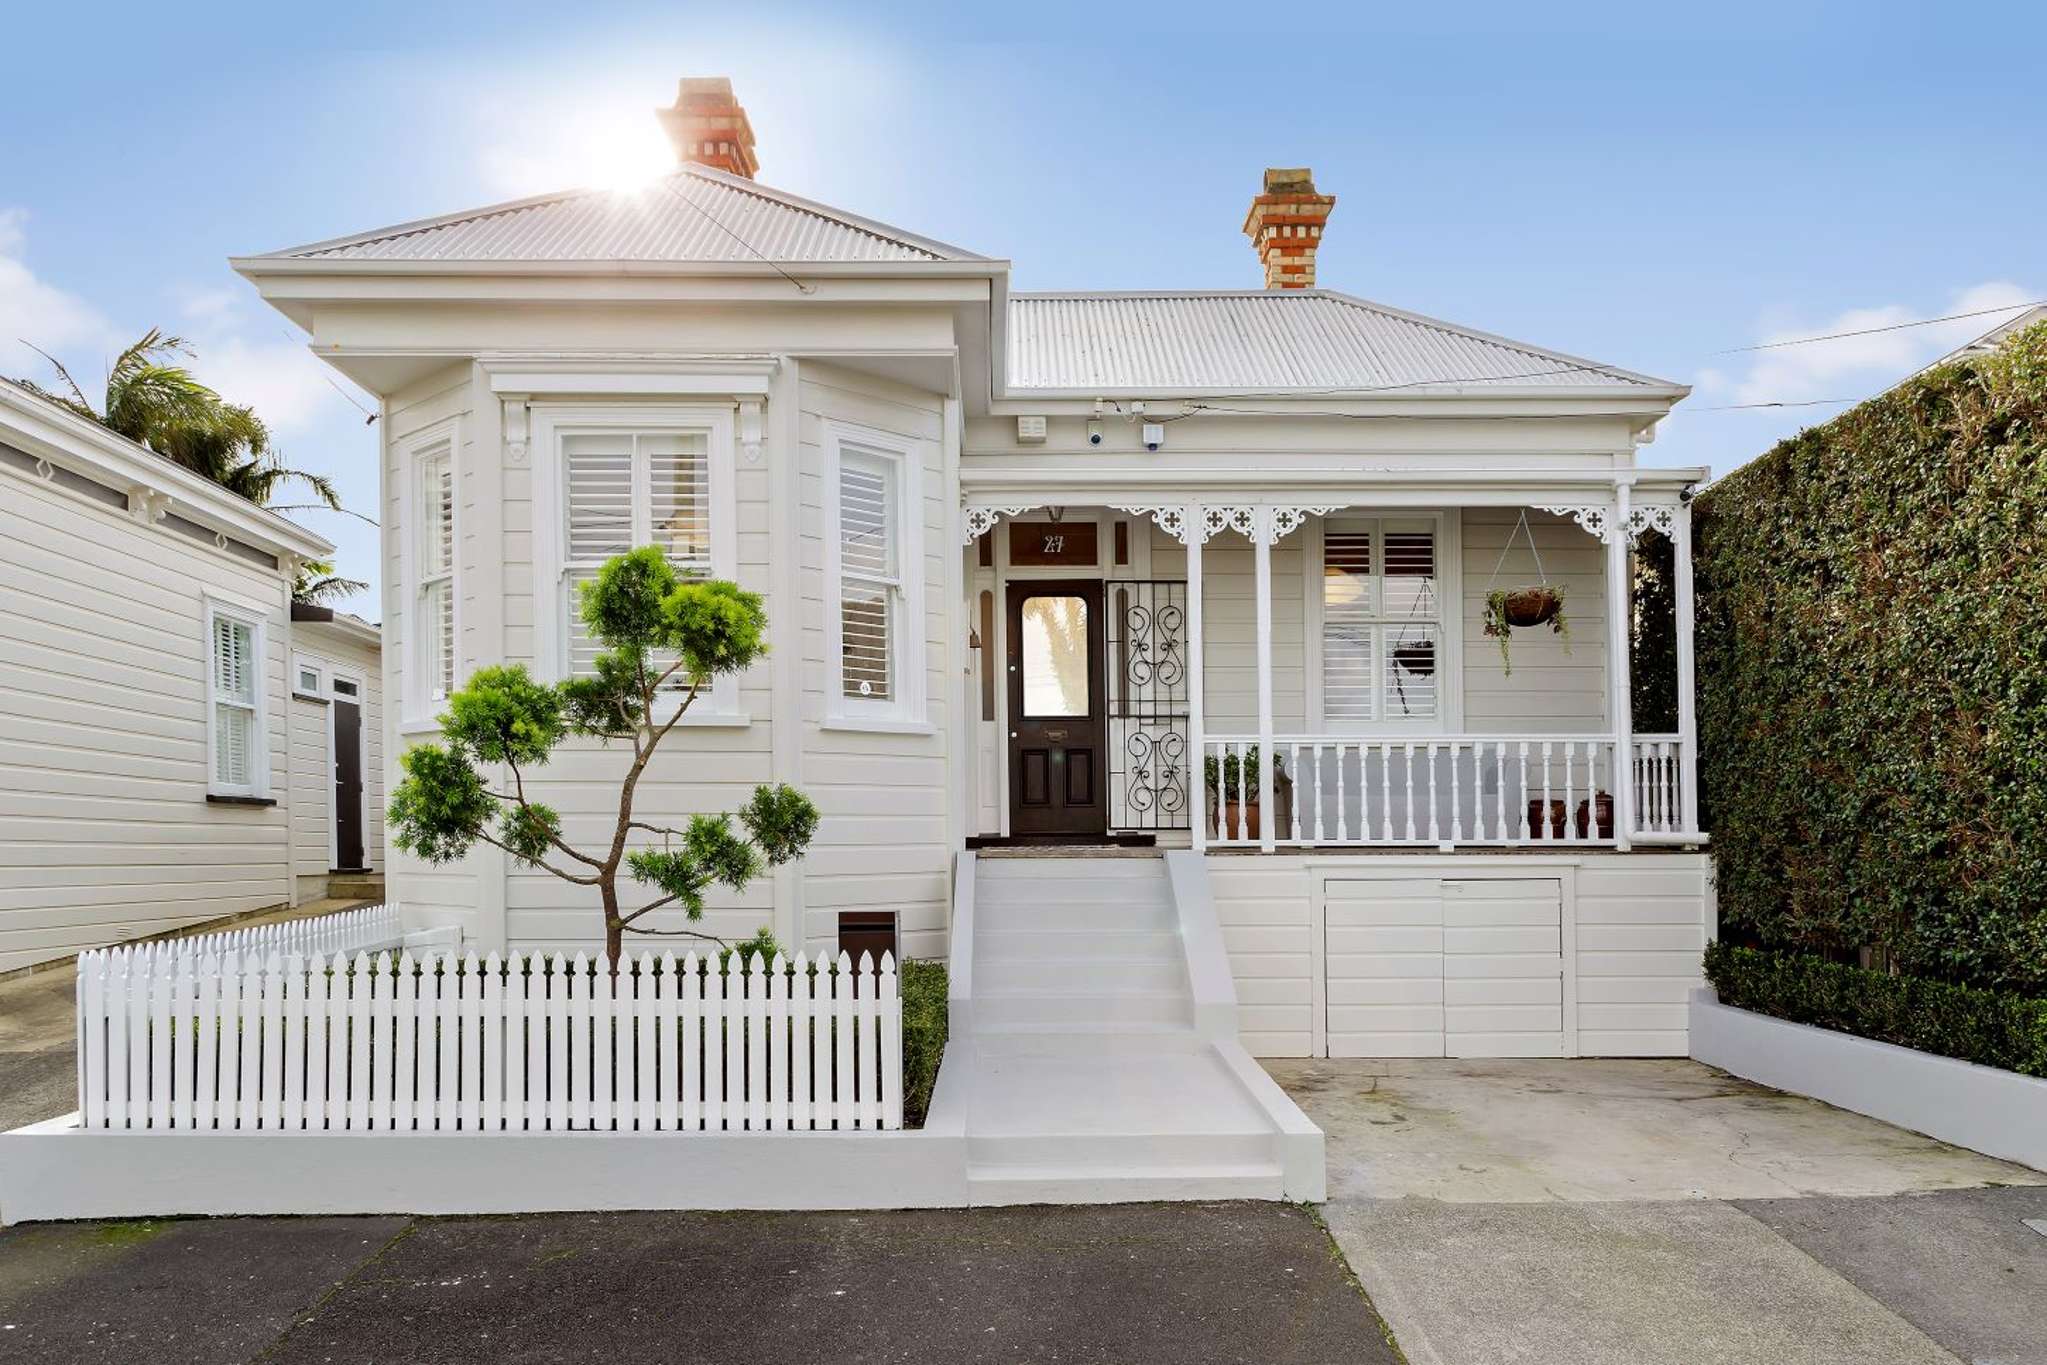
[1243,168,1336,289]
[657,77,758,179]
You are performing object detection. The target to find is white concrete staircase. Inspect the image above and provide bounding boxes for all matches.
[936,852,1324,1205]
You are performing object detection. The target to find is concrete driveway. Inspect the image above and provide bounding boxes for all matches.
[1271,1057,2047,1365]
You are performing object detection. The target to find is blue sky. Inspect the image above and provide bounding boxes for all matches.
[5,0,2042,620]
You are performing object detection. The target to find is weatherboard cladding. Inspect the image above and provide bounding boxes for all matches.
[286,168,965,264]
[1005,292,1659,393]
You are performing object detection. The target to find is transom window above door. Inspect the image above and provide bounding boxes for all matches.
[1321,516,1442,724]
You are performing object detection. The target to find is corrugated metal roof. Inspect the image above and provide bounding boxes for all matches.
[1006,291,1671,394]
[266,165,984,264]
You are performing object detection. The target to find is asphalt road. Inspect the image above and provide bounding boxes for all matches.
[0,1204,1404,1364]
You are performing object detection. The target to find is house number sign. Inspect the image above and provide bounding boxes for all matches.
[1008,521,1099,567]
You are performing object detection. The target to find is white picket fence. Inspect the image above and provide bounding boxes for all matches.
[75,949,903,1134]
[113,904,402,967]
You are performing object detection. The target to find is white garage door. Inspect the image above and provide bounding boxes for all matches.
[1325,877,1564,1058]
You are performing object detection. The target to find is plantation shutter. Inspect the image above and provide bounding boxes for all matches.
[562,430,711,678]
[211,614,258,790]
[838,450,898,702]
[1322,527,1376,721]
[418,450,456,702]
[1322,519,1440,724]
[1382,527,1438,721]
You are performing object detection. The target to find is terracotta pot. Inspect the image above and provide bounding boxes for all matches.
[1501,587,1562,629]
[1526,798,1567,839]
[1575,791,1615,840]
[1221,799,1260,840]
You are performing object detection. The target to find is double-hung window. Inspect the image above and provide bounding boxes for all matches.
[206,602,267,797]
[534,404,737,718]
[1320,516,1443,725]
[399,421,458,726]
[562,429,711,677]
[825,425,923,727]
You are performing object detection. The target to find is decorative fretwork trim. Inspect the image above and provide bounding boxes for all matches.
[1536,504,1620,544]
[961,505,1040,543]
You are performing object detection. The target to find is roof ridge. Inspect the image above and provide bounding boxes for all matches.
[255,165,987,264]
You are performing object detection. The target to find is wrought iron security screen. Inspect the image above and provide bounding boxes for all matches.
[1104,580,1191,831]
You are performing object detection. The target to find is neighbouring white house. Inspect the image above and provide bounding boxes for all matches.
[232,78,1711,1063]
[0,379,384,972]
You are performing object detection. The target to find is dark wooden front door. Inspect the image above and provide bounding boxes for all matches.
[1007,581,1107,838]
[333,695,365,871]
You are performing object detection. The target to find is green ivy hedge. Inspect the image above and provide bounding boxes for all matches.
[1705,941,2047,1077]
[901,959,948,1128]
[1694,321,2047,993]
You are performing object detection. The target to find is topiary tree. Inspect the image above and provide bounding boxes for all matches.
[387,546,818,967]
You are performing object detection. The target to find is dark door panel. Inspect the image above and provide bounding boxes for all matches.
[1007,581,1107,838]
[333,697,365,871]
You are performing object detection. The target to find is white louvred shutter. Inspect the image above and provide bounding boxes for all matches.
[838,452,896,702]
[646,431,710,577]
[1382,528,1438,720]
[1321,527,1375,721]
[212,616,255,788]
[563,433,636,677]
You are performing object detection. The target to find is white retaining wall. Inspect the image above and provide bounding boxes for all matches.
[1690,989,2047,1174]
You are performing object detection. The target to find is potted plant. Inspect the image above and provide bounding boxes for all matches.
[1483,585,1569,675]
[1205,749,1287,840]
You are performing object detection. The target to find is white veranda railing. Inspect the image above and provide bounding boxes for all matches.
[75,948,903,1134]
[1204,734,1699,846]
[1205,735,1632,846]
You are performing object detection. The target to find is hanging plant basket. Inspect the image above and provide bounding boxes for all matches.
[1391,642,1437,677]
[1483,584,1570,675]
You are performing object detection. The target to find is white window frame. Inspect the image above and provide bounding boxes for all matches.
[532,402,744,724]
[1305,510,1463,733]
[292,656,326,700]
[397,419,460,728]
[204,594,271,799]
[823,422,927,732]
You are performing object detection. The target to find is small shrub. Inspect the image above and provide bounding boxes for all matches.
[1704,941,2047,1078]
[900,959,948,1128]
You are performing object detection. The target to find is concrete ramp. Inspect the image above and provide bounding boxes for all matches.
[933,851,1324,1204]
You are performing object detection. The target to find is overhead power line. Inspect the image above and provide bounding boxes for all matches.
[1714,301,2045,355]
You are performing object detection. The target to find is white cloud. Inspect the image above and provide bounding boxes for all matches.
[1726,280,2037,407]
[0,209,120,383]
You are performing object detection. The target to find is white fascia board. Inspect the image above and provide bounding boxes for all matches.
[230,256,1010,282]
[296,613,382,651]
[986,386,1690,410]
[479,354,782,396]
[0,382,333,561]
[959,463,1710,503]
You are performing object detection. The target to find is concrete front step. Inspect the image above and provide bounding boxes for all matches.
[977,958,1187,995]
[974,990,1193,1030]
[968,1129,1278,1168]
[966,1163,1286,1205]
[974,902,1176,934]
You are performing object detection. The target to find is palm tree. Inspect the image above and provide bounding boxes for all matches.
[292,558,369,607]
[17,330,340,512]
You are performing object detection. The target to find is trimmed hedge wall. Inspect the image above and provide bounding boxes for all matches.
[1705,941,2047,1078]
[1695,321,2047,993]
[901,959,947,1129]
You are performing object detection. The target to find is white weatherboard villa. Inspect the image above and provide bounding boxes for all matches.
[0,77,1712,1215]
[0,380,385,972]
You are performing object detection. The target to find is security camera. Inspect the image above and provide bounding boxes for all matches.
[1141,422,1164,452]
[1086,420,1104,447]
